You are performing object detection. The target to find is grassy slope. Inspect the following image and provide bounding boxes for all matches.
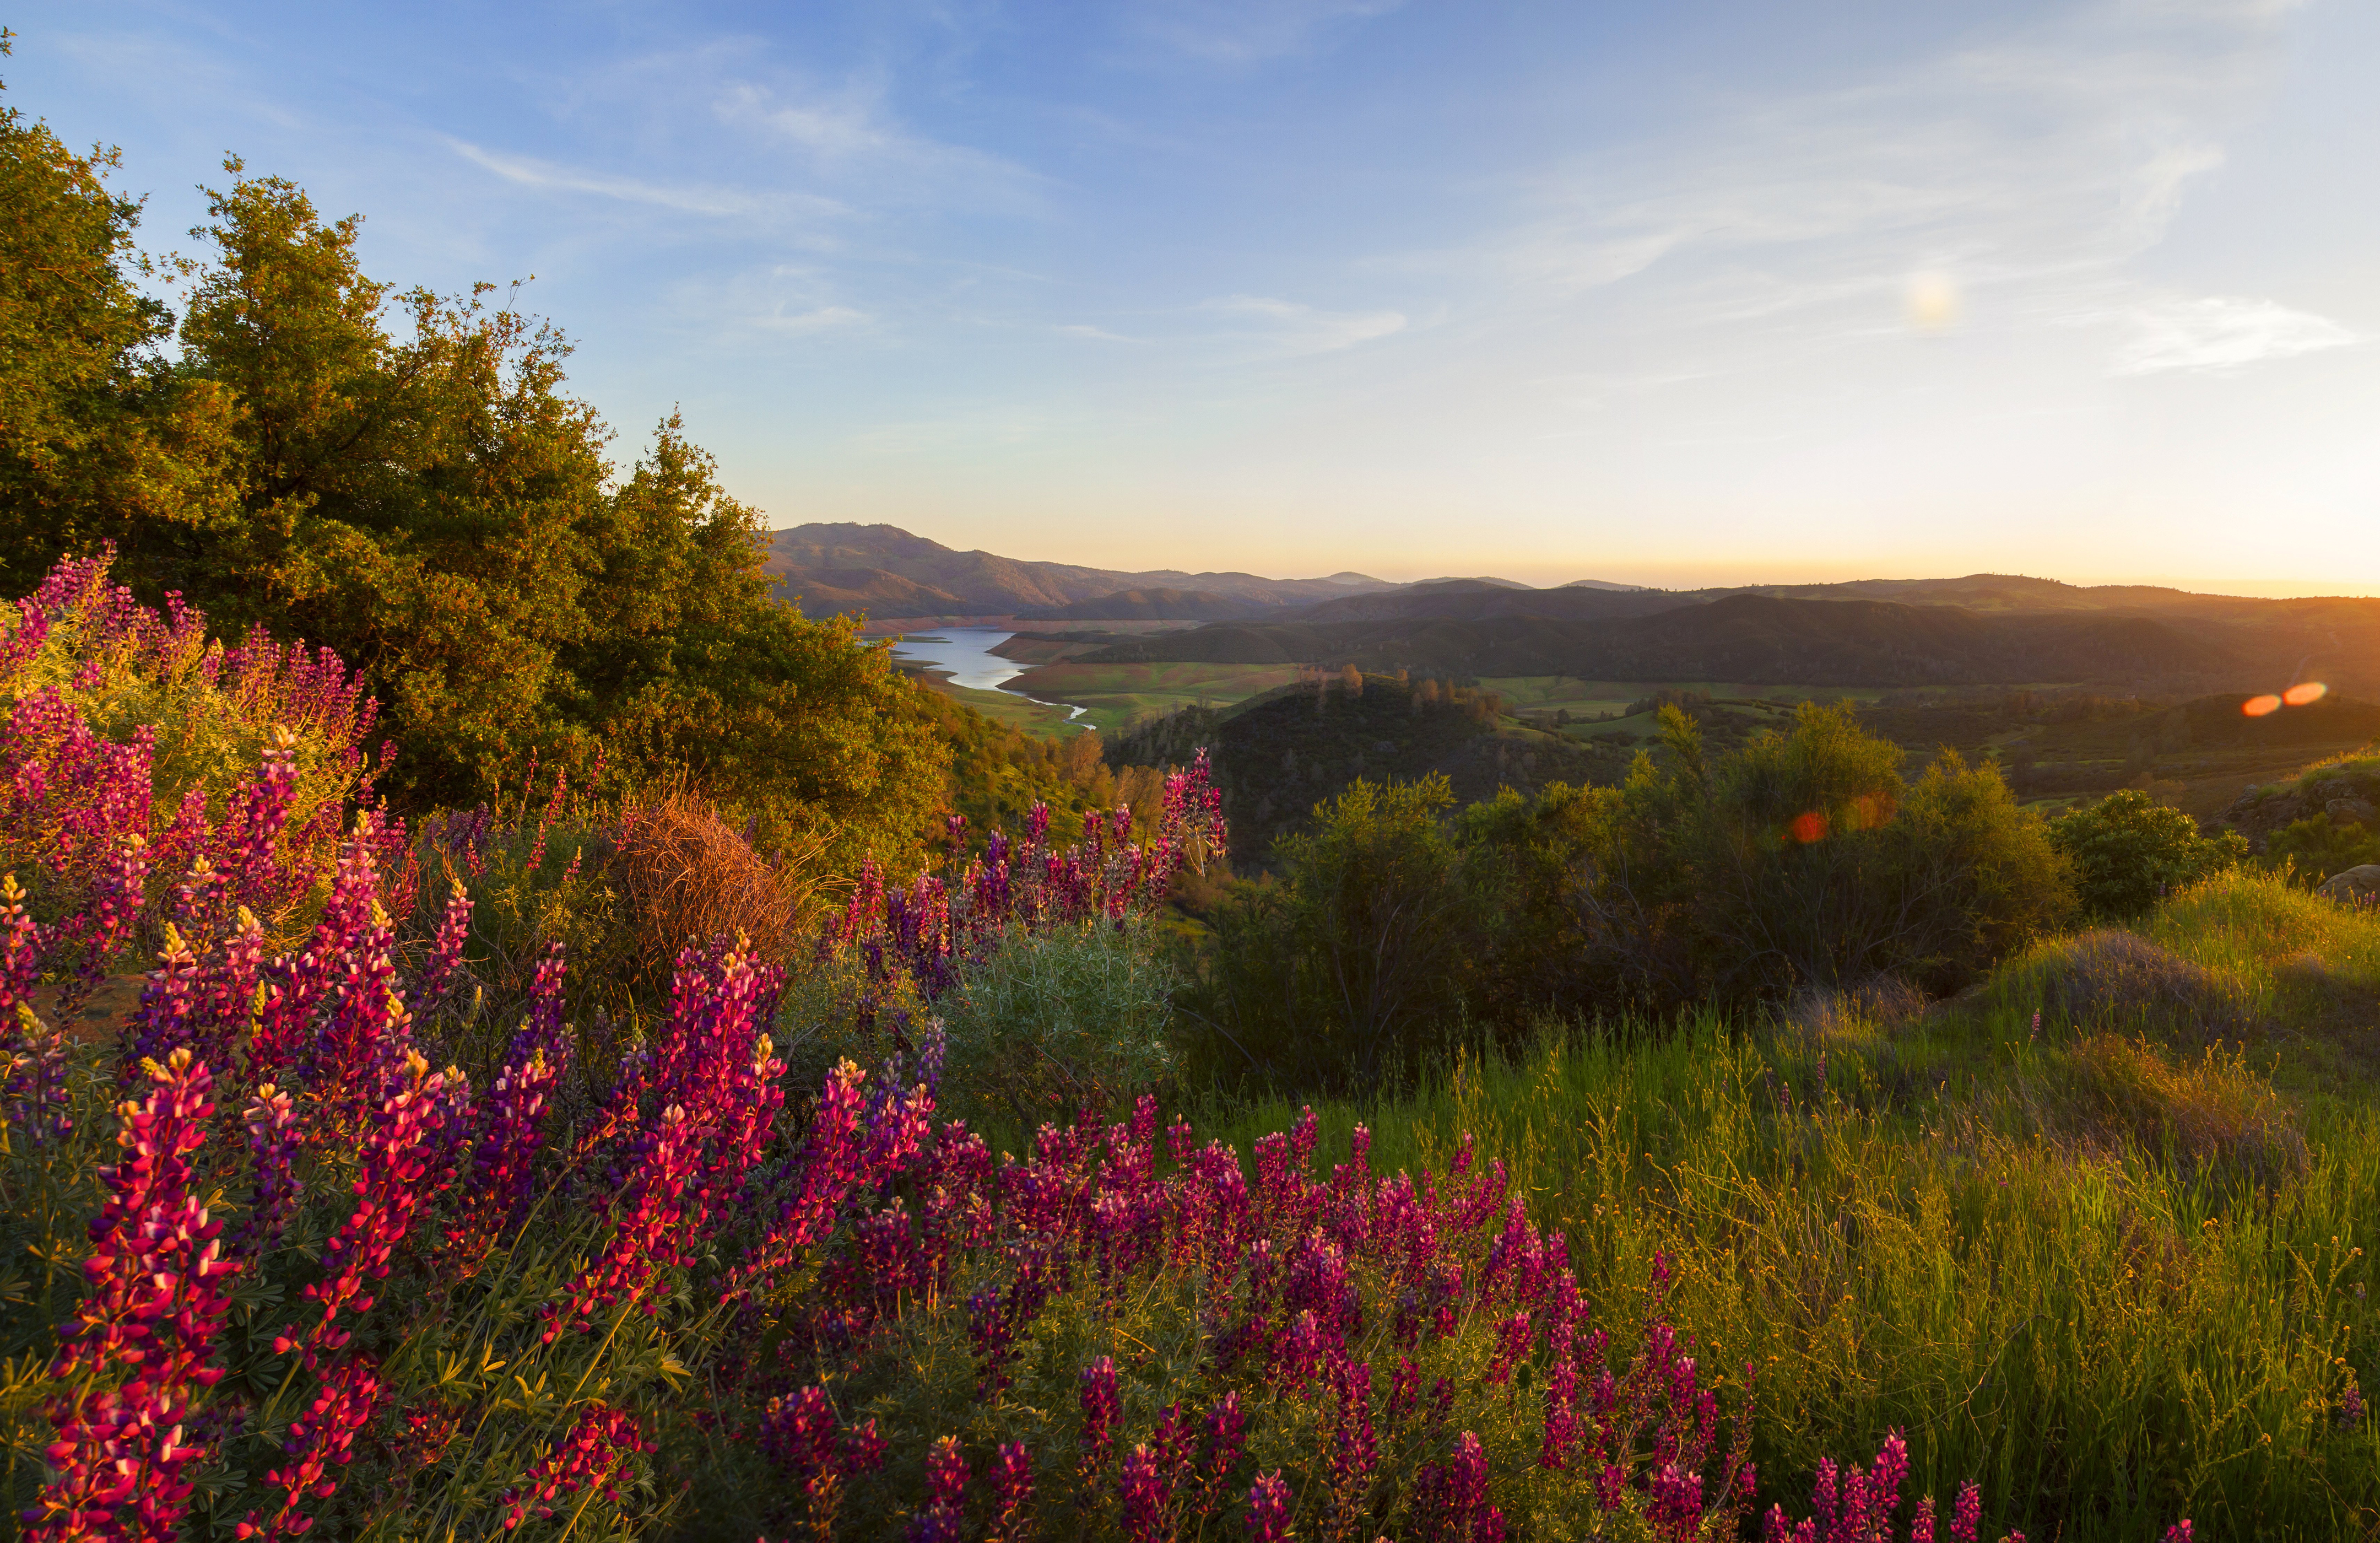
[1192,870,2380,1539]
[1000,660,1302,738]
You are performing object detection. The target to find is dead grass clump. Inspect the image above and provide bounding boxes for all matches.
[609,792,819,986]
[2047,1033,2308,1188]
[2032,929,2255,1043]
[1783,975,1929,1042]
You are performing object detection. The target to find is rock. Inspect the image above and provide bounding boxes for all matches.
[2316,865,2380,907]
[2327,797,2378,826]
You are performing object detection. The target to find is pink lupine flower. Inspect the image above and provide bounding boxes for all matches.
[244,1053,463,1540]
[501,1402,650,1530]
[1246,1471,1295,1543]
[1079,1356,1121,1483]
[1949,1481,1982,1543]
[26,1048,237,1542]
[1118,1444,1168,1542]
[988,1441,1036,1542]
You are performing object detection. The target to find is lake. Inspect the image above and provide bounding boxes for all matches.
[890,628,1089,725]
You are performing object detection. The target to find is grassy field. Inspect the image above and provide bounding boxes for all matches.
[1001,660,1303,737]
[1180,868,2380,1538]
[899,668,1088,735]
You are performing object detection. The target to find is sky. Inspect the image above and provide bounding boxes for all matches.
[13,1,2379,592]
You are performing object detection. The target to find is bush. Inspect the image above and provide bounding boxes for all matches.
[935,915,1183,1135]
[1183,775,1482,1094]
[1573,703,2074,1005]
[2048,789,2248,919]
[2265,812,2380,888]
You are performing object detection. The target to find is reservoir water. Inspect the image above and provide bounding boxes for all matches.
[889,629,1090,725]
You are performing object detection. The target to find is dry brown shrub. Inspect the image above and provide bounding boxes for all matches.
[609,791,824,988]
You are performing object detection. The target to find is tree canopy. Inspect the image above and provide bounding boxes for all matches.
[0,48,946,861]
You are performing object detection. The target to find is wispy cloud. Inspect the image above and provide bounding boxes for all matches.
[1202,294,1405,354]
[713,80,1045,213]
[1442,0,2299,355]
[2111,294,2354,374]
[1058,323,1146,343]
[754,304,869,335]
[445,138,843,222]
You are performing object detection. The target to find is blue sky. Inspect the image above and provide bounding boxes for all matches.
[15,1,2378,591]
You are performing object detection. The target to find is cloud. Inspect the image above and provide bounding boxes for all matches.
[1202,294,1406,354]
[713,81,1043,213]
[1134,0,1404,64]
[2111,295,2355,374]
[446,138,843,222]
[1445,0,2300,343]
[754,304,869,335]
[1058,323,1146,343]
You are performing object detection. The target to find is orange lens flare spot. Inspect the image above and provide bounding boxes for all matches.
[2284,682,2328,706]
[2243,694,2282,718]
[1788,811,1829,844]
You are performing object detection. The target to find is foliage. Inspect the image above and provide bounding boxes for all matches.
[2265,813,2380,888]
[908,688,1118,841]
[0,553,394,1016]
[0,32,237,598]
[933,915,1183,1136]
[2048,790,2250,918]
[0,77,948,859]
[1188,705,2075,1097]
[1186,775,1480,1094]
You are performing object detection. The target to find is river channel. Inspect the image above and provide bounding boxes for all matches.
[888,628,1090,726]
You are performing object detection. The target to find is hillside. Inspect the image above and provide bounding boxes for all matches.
[764,522,1393,617]
[1085,594,2248,688]
[1016,587,1274,622]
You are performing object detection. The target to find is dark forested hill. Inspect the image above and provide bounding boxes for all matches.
[1083,594,2271,689]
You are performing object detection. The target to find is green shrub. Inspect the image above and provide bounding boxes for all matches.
[1183,775,1483,1094]
[2048,789,2248,919]
[934,916,1182,1136]
[2265,812,2380,888]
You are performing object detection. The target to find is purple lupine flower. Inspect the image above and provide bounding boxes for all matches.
[1246,1472,1294,1543]
[907,1434,970,1543]
[1079,1356,1120,1484]
[232,1081,304,1258]
[245,1053,463,1540]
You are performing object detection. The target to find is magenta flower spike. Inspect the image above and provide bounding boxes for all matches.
[500,1401,651,1530]
[1950,1481,1982,1543]
[26,1048,237,1542]
[1246,1471,1295,1543]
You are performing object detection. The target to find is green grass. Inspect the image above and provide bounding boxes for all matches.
[1177,869,2380,1539]
[902,671,1086,736]
[1001,661,1302,738]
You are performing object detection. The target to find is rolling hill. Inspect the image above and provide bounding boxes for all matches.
[1081,594,2261,688]
[764,523,1394,617]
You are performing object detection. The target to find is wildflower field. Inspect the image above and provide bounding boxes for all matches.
[1,554,2372,1542]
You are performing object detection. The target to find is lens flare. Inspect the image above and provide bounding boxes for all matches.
[1905,271,1961,332]
[2284,682,2328,706]
[1789,811,1829,844]
[2243,694,2282,717]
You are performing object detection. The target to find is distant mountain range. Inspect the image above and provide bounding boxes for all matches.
[762,524,1651,622]
[764,524,2380,692]
[764,524,1400,618]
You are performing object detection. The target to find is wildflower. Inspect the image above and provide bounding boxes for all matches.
[1246,1472,1295,1543]
[26,1049,237,1541]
